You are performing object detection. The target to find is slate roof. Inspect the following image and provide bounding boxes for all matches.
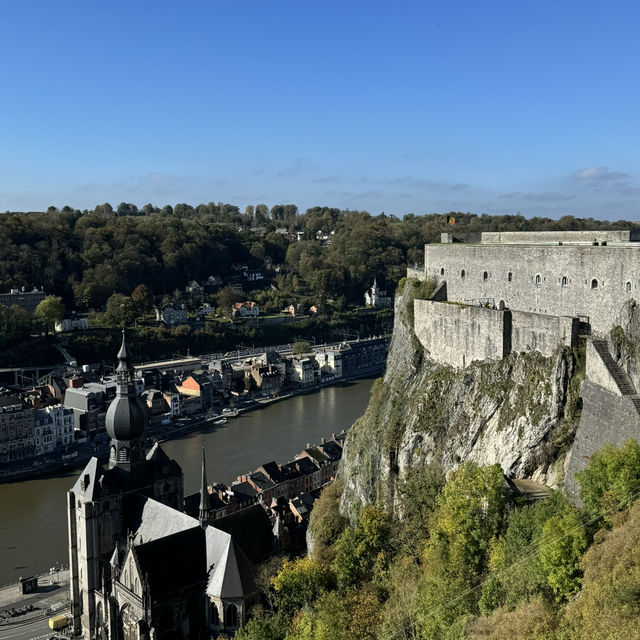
[248,471,276,493]
[259,461,288,484]
[71,457,119,501]
[126,494,200,545]
[213,504,274,563]
[294,456,319,475]
[205,527,256,599]
[135,527,206,600]
[318,440,342,462]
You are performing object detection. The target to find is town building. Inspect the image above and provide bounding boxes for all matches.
[364,277,393,308]
[0,396,35,463]
[55,311,89,333]
[33,405,74,456]
[232,301,259,317]
[155,303,188,325]
[0,287,46,312]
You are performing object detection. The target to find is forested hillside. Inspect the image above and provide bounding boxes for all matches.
[0,203,633,309]
[232,441,640,640]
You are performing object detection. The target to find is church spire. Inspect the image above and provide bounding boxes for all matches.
[198,447,210,526]
[106,331,148,473]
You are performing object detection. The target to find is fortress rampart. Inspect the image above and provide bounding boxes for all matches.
[422,243,640,335]
[480,229,637,244]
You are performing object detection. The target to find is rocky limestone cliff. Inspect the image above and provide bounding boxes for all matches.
[340,280,584,519]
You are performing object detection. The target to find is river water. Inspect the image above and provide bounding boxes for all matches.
[0,378,374,585]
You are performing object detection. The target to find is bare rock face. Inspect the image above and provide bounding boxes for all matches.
[340,281,582,520]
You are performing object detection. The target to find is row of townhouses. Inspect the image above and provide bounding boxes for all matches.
[0,337,387,466]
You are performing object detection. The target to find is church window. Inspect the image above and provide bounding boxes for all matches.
[483,271,488,280]
[535,274,541,285]
[508,272,513,282]
[226,603,239,627]
[561,276,567,286]
[591,279,598,289]
[626,282,632,292]
[461,270,466,278]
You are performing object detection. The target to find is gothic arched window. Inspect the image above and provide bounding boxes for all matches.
[226,603,238,627]
[591,279,598,289]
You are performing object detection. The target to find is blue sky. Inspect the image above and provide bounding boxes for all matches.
[1,1,639,220]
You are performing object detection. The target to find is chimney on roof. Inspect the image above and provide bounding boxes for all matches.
[321,437,325,444]
[306,443,310,449]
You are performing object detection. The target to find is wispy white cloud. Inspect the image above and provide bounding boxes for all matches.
[572,166,630,182]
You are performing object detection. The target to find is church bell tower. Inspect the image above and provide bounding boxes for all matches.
[106,331,148,480]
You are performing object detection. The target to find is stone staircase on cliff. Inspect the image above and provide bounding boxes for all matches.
[591,338,640,417]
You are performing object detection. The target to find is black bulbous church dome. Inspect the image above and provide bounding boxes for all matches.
[105,332,147,441]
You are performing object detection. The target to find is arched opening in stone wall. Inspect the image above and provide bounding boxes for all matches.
[210,602,220,626]
[226,603,238,628]
[498,300,505,310]
[461,270,466,278]
[627,281,632,292]
[483,271,488,280]
[508,272,513,282]
[440,268,445,275]
[535,274,541,285]
[561,276,567,286]
[591,279,598,289]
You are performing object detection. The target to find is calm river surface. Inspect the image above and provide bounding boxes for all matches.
[0,378,374,585]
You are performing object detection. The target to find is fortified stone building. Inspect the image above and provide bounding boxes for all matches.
[409,228,640,494]
[410,229,640,368]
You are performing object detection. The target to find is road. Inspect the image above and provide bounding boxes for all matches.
[0,617,61,639]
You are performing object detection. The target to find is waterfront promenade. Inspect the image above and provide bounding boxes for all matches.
[0,569,70,639]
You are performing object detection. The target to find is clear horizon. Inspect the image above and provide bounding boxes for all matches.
[1,1,639,221]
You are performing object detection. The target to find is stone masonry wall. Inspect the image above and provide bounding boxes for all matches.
[510,311,578,357]
[481,230,632,244]
[585,339,621,396]
[414,299,507,368]
[565,380,640,499]
[423,244,640,335]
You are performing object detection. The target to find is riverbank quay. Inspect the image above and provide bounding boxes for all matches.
[0,569,70,634]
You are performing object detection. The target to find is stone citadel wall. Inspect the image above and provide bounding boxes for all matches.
[423,244,640,335]
[413,300,508,368]
[565,380,640,499]
[481,230,636,244]
[414,301,577,368]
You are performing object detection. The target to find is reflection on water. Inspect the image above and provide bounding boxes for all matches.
[0,378,374,584]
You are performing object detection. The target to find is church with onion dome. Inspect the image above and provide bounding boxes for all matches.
[67,333,274,640]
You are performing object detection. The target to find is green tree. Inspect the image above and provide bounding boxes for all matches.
[576,439,640,521]
[538,506,587,601]
[34,295,64,335]
[217,286,243,318]
[271,558,335,617]
[308,479,347,563]
[292,341,311,355]
[104,293,138,327]
[131,284,153,314]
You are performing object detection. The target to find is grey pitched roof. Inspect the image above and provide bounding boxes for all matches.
[213,504,274,563]
[205,527,256,599]
[127,495,200,545]
[71,457,118,501]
